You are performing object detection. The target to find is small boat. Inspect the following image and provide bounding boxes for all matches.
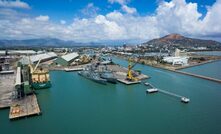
[146,88,158,93]
[181,97,190,103]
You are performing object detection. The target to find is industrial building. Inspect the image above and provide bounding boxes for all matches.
[163,57,189,66]
[54,52,79,66]
[19,52,57,65]
[8,50,37,55]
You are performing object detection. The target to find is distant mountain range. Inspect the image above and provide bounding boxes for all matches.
[142,34,221,50]
[0,34,221,49]
[0,38,103,48]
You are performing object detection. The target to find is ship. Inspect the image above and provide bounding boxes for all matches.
[78,70,107,85]
[31,68,52,89]
[28,58,51,90]
[100,71,117,84]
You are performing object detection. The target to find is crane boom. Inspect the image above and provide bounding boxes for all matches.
[33,58,42,73]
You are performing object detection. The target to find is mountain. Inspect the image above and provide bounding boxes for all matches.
[142,34,221,50]
[0,38,103,48]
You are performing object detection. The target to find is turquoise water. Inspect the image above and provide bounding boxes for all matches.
[181,60,221,80]
[1,57,221,134]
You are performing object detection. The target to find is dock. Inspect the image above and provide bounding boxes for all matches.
[117,79,141,85]
[0,74,16,109]
[9,94,41,120]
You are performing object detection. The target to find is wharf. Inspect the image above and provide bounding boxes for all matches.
[117,79,141,85]
[0,74,16,109]
[9,94,41,120]
[107,64,149,80]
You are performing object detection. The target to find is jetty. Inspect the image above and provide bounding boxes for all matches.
[174,70,221,83]
[117,79,141,85]
[9,94,41,120]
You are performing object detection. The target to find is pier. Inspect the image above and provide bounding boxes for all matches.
[9,94,41,120]
[117,79,141,85]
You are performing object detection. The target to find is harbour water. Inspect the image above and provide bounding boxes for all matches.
[181,60,221,80]
[1,57,221,134]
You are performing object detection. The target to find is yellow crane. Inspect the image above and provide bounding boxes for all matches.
[126,57,140,81]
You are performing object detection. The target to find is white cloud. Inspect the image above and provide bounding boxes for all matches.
[35,15,49,21]
[0,0,30,9]
[108,0,130,5]
[80,3,99,17]
[0,0,221,42]
[121,5,137,14]
[60,20,66,24]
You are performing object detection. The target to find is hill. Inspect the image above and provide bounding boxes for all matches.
[142,34,221,50]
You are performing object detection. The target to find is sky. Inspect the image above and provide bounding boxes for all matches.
[0,0,220,43]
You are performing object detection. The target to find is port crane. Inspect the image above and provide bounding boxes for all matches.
[126,56,141,81]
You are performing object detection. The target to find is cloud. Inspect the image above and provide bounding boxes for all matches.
[121,5,137,14]
[60,20,66,25]
[80,3,99,17]
[0,0,30,9]
[35,15,49,21]
[0,0,221,43]
[108,0,130,5]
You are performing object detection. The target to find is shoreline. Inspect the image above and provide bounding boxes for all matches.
[115,55,221,83]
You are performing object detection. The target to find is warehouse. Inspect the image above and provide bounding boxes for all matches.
[19,52,57,65]
[8,50,37,55]
[54,52,79,66]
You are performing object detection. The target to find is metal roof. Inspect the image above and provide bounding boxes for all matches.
[61,52,79,62]
[15,67,21,87]
[19,52,57,64]
[8,50,36,54]
[0,51,5,55]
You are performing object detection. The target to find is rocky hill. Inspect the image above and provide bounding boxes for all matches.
[142,34,221,50]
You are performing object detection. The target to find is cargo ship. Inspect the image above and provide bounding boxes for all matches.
[31,68,52,89]
[28,57,51,90]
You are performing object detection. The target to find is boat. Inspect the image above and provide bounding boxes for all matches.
[31,68,52,89]
[100,72,117,84]
[78,70,107,85]
[181,97,190,103]
[146,88,158,93]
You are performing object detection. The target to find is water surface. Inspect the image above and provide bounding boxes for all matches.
[1,57,221,134]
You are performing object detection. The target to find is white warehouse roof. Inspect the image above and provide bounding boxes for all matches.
[31,52,57,63]
[61,52,79,62]
[20,52,57,64]
[8,50,36,55]
[0,50,5,55]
